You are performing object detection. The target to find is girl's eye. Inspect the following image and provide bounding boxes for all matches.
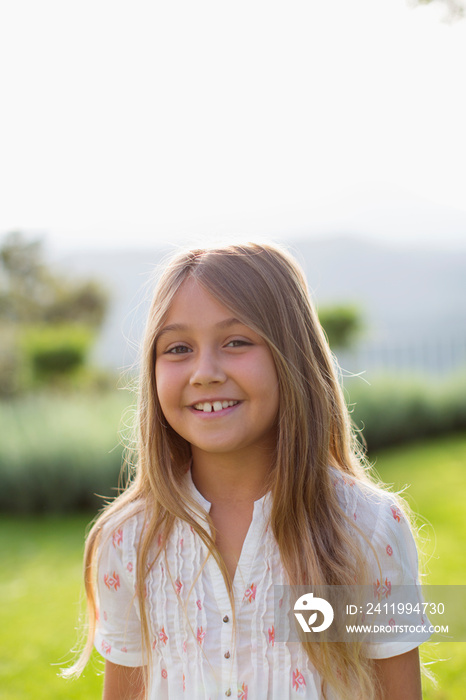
[225,339,251,348]
[166,345,191,354]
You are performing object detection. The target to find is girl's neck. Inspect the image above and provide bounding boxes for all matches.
[190,448,274,507]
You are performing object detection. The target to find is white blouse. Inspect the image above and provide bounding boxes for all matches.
[94,470,429,699]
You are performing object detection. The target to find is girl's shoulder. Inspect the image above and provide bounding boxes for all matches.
[331,467,413,545]
[331,467,421,585]
[97,500,147,558]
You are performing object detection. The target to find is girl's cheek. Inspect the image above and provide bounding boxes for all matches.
[156,366,184,406]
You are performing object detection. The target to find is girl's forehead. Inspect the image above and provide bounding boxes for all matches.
[164,278,235,322]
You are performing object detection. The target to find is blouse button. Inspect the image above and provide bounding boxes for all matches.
[223,615,229,623]
[225,690,231,697]
[224,651,230,659]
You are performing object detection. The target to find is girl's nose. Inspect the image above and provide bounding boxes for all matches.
[189,349,227,386]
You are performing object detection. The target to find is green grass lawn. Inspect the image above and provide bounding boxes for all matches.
[0,516,103,699]
[371,434,466,699]
[0,434,465,698]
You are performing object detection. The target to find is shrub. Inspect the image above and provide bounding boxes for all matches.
[0,391,133,514]
[20,325,94,384]
[345,373,466,451]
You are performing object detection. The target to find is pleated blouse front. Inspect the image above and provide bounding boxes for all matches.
[94,470,427,699]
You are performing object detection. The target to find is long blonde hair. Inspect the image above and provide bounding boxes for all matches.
[67,242,392,697]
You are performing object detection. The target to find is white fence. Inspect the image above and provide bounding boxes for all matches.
[336,333,466,377]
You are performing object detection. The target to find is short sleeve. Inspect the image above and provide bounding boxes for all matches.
[94,514,145,667]
[362,494,432,659]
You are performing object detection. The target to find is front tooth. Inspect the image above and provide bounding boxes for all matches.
[213,401,223,412]
[202,402,213,412]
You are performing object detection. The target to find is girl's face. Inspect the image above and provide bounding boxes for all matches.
[155,278,279,463]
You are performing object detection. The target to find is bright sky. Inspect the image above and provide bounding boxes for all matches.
[0,0,465,253]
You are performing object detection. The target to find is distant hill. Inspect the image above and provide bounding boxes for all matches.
[58,237,466,375]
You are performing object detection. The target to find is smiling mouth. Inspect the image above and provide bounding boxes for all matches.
[192,400,240,413]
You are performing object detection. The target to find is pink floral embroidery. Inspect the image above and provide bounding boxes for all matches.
[373,578,392,600]
[292,668,306,691]
[104,572,120,591]
[268,626,275,646]
[103,611,108,621]
[101,640,111,655]
[175,578,183,595]
[152,639,157,649]
[238,682,248,699]
[353,512,357,521]
[386,544,393,556]
[161,669,168,680]
[197,626,206,644]
[244,583,257,603]
[112,528,123,548]
[183,640,187,653]
[183,673,186,691]
[159,627,168,645]
[179,538,184,550]
[390,506,402,522]
[127,562,133,572]
[196,599,202,610]
[96,608,100,622]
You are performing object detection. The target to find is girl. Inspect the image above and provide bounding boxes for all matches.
[67,242,429,699]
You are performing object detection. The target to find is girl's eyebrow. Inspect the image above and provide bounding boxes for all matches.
[157,317,245,340]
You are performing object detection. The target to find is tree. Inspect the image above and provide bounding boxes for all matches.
[0,231,107,327]
[318,305,363,351]
[413,0,464,21]
[0,231,109,394]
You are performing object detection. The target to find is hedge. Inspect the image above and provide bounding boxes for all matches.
[1,373,465,513]
[0,391,132,513]
[346,373,466,451]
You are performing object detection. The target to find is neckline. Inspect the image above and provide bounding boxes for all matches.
[185,465,271,515]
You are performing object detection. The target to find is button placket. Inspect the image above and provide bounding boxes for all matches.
[220,608,236,697]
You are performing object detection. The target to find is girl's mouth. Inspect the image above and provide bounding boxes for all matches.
[192,400,240,413]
